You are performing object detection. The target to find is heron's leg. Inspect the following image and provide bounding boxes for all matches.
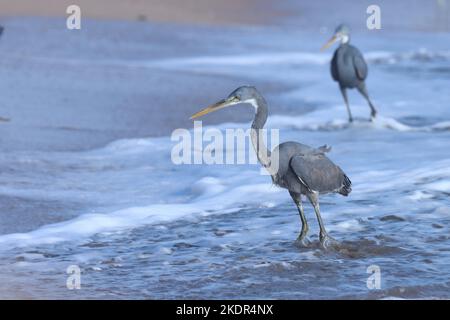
[339,86,353,122]
[307,192,337,249]
[289,192,309,246]
[357,83,377,120]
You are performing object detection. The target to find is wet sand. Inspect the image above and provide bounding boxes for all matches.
[1,0,447,30]
[0,0,284,26]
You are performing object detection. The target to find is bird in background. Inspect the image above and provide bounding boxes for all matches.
[190,86,352,248]
[321,24,377,122]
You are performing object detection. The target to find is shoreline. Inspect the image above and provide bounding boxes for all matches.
[0,0,286,26]
[0,1,447,32]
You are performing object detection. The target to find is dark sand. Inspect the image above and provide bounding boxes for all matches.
[0,0,285,26]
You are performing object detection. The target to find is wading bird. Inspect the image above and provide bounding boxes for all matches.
[191,86,352,248]
[322,24,377,122]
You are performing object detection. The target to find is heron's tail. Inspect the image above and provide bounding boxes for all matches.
[339,174,352,196]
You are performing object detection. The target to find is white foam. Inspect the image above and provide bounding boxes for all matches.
[152,49,450,70]
[407,191,434,201]
[426,181,450,192]
[268,111,450,133]
[329,219,365,232]
[11,48,450,75]
[154,52,330,68]
[0,180,285,248]
[1,106,448,249]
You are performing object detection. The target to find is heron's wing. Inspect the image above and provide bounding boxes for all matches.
[353,50,368,81]
[330,50,339,81]
[289,153,350,194]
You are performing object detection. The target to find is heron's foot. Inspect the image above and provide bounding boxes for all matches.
[296,233,311,247]
[320,233,339,250]
[348,117,354,123]
[370,110,377,121]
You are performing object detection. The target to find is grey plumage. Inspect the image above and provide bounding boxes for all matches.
[270,141,350,196]
[323,24,377,122]
[191,86,352,248]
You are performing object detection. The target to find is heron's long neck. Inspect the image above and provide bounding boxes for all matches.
[250,96,272,171]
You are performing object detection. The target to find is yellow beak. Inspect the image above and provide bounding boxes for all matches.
[190,98,235,120]
[321,35,337,51]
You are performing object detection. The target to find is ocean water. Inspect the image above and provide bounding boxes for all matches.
[0,19,449,299]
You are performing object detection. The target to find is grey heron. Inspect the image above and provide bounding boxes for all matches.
[191,86,352,248]
[322,24,377,122]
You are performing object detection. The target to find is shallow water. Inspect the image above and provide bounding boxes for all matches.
[0,18,449,299]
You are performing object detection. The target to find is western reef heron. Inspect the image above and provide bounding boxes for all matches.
[322,24,377,122]
[191,86,352,248]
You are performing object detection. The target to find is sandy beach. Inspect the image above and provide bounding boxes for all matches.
[1,0,448,30]
[0,0,284,25]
